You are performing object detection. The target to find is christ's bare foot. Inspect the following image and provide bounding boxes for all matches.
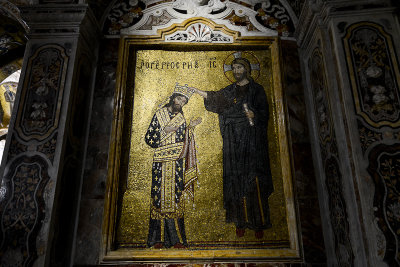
[255,230,264,239]
[173,243,187,249]
[154,243,164,249]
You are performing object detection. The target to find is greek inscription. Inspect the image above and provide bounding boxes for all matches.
[209,57,217,68]
[139,60,201,70]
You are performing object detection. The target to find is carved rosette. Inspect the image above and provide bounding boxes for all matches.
[344,22,400,128]
[0,156,50,266]
[368,144,400,266]
[309,47,354,266]
[15,44,68,141]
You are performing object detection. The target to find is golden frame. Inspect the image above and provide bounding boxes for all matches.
[102,18,300,263]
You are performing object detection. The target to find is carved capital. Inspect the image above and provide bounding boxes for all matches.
[20,4,90,37]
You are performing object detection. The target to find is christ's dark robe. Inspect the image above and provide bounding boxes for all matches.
[204,80,273,230]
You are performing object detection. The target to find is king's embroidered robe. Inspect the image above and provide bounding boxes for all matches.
[145,107,196,247]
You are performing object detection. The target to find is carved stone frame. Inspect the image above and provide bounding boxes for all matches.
[101,18,300,263]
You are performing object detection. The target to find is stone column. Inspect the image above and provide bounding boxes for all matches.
[297,1,400,266]
[0,4,100,267]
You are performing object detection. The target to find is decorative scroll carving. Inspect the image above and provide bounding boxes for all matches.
[254,1,296,36]
[225,11,259,32]
[165,22,232,43]
[137,10,174,30]
[172,0,226,15]
[15,44,69,141]
[106,0,297,37]
[0,156,50,267]
[309,47,354,266]
[344,22,400,128]
[104,0,146,35]
[368,144,400,266]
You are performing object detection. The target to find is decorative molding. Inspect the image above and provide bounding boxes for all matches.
[343,22,400,128]
[310,48,333,148]
[104,0,297,38]
[20,4,88,38]
[120,17,242,44]
[15,44,69,141]
[309,47,354,266]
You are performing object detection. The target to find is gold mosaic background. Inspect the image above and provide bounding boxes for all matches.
[117,49,289,247]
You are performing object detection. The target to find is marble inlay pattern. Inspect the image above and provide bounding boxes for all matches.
[368,144,400,266]
[15,44,69,141]
[344,22,400,128]
[0,156,50,266]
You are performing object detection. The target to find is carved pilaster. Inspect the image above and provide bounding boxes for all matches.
[0,4,100,267]
[299,1,400,266]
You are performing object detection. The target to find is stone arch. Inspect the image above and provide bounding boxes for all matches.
[100,0,299,38]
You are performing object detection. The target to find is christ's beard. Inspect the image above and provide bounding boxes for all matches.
[234,72,246,82]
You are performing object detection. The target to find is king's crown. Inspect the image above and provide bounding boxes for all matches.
[174,83,194,99]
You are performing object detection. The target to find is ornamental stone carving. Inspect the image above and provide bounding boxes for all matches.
[165,22,232,43]
[15,44,69,141]
[0,156,50,267]
[368,144,400,266]
[309,47,354,266]
[343,22,400,128]
[105,0,297,38]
